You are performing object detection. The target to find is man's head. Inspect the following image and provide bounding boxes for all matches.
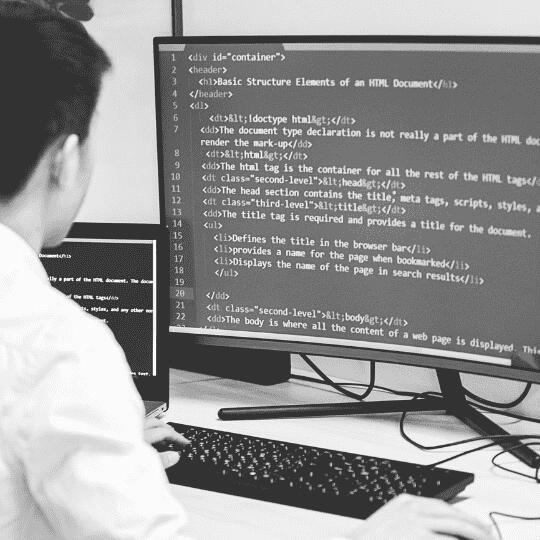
[0,1,110,248]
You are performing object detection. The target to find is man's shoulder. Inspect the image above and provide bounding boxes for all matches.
[0,283,137,417]
[45,289,120,349]
[4,279,117,348]
[32,291,140,410]
[0,264,114,348]
[6,284,128,382]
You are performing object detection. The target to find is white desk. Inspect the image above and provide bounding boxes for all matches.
[165,369,540,540]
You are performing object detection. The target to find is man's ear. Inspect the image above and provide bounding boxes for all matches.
[50,134,81,191]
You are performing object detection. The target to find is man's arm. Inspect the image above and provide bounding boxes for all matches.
[13,315,191,540]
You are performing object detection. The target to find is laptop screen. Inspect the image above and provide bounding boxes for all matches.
[39,223,168,401]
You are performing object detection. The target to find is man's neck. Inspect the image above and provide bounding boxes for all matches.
[0,200,44,253]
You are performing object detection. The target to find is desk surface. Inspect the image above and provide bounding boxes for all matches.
[165,369,540,540]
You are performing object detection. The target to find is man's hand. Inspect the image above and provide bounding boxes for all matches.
[345,494,495,540]
[143,417,190,469]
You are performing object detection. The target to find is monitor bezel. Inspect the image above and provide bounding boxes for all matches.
[154,35,540,385]
[65,222,170,405]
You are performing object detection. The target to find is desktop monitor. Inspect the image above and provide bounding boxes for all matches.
[153,36,539,463]
[39,223,169,410]
[154,36,539,383]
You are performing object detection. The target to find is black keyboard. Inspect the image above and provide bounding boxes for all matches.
[165,423,474,519]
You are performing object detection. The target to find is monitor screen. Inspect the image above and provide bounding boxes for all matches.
[154,37,540,383]
[39,223,168,398]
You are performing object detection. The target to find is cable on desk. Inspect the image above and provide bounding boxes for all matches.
[463,382,532,409]
[491,442,540,482]
[299,353,376,401]
[399,392,540,451]
[291,371,540,424]
[468,402,540,424]
[289,372,419,398]
[398,392,540,467]
[425,438,540,468]
[293,370,540,536]
[293,361,540,470]
[489,511,540,540]
[399,402,540,539]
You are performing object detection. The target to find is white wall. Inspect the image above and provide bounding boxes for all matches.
[77,0,171,224]
[183,0,540,37]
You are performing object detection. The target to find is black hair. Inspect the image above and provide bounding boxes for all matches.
[0,1,111,198]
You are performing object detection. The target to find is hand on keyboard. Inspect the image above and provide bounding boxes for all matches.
[144,418,190,469]
[347,494,495,540]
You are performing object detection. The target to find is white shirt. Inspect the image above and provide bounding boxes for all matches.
[0,223,191,539]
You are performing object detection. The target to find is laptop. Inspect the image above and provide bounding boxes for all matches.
[39,222,169,417]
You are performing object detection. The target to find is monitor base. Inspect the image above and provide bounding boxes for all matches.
[218,368,540,468]
[174,345,291,385]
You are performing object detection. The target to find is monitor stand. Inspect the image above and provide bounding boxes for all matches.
[174,344,291,385]
[218,368,540,468]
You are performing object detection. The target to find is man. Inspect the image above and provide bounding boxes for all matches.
[0,3,493,539]
[0,3,191,539]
